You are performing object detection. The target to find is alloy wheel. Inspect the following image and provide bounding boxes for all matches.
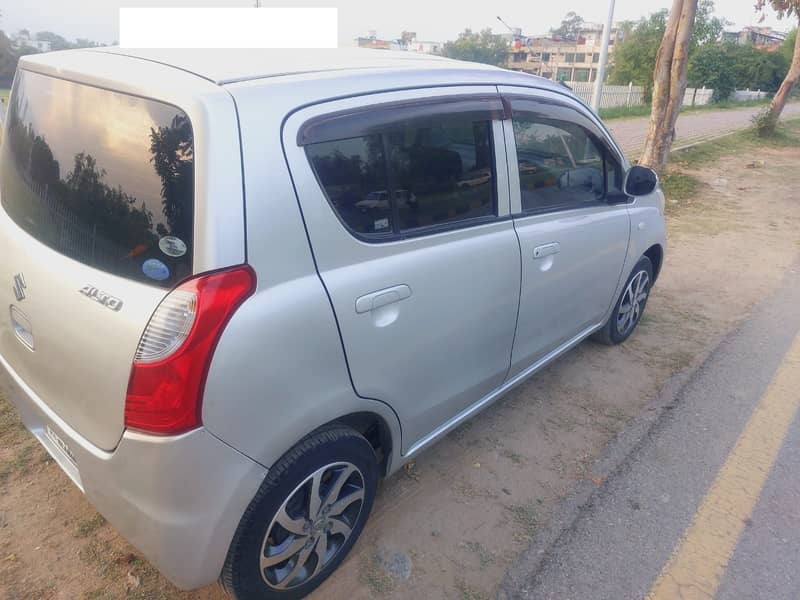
[616,270,650,336]
[260,462,365,590]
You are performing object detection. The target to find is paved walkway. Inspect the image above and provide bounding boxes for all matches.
[607,102,800,156]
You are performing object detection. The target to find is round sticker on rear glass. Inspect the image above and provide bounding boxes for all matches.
[159,236,187,258]
[142,258,170,281]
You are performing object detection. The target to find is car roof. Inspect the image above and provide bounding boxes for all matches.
[74,47,564,90]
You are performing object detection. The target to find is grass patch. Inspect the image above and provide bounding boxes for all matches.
[599,104,652,120]
[501,448,525,465]
[669,118,800,168]
[464,540,495,569]
[659,118,800,213]
[600,97,773,121]
[359,552,394,596]
[455,578,490,600]
[76,513,107,538]
[509,500,539,540]
[660,172,700,205]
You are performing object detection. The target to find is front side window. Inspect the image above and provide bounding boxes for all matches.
[305,109,497,239]
[513,115,605,213]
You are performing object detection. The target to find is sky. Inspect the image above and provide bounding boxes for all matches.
[0,0,793,46]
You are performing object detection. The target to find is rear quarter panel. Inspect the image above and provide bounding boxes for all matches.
[201,79,402,473]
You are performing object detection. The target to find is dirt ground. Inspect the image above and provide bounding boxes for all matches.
[2,126,799,600]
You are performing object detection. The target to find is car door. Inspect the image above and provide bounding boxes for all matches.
[499,86,631,376]
[283,87,522,452]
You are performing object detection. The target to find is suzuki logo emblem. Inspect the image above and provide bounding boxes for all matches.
[13,273,26,302]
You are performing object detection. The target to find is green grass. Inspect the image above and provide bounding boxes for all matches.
[76,513,107,538]
[600,97,772,121]
[660,171,700,205]
[599,104,653,120]
[0,88,9,103]
[670,117,800,168]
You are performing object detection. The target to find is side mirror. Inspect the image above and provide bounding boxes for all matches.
[624,165,659,197]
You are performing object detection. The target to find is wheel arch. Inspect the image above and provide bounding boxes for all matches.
[643,244,664,283]
[310,411,396,478]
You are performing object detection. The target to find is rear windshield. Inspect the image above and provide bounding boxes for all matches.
[0,70,194,288]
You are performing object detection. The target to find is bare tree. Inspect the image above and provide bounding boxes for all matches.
[754,0,800,135]
[639,0,699,172]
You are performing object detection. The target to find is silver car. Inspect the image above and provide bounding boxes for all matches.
[0,48,665,599]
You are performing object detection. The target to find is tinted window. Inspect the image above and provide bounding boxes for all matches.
[513,116,604,213]
[307,114,496,238]
[306,136,391,235]
[0,70,194,287]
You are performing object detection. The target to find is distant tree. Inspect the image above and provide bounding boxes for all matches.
[442,28,508,66]
[691,0,727,49]
[0,30,39,86]
[610,0,725,99]
[729,43,789,92]
[75,38,101,49]
[551,12,584,41]
[688,44,737,100]
[0,31,17,85]
[780,29,797,67]
[34,31,72,50]
[609,11,669,98]
[754,1,800,134]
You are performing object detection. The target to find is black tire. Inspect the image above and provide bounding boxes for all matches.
[222,426,378,600]
[593,256,653,346]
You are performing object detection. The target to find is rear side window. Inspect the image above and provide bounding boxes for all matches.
[0,70,194,288]
[513,117,604,213]
[303,100,499,239]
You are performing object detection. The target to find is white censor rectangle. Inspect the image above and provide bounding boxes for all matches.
[119,7,338,48]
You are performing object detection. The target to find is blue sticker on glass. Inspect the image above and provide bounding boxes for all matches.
[142,258,170,281]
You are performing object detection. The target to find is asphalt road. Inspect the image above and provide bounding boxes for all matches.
[502,260,800,599]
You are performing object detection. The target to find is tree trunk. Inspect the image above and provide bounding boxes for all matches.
[639,0,699,172]
[758,20,800,136]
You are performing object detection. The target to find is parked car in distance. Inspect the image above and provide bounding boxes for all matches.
[0,48,665,599]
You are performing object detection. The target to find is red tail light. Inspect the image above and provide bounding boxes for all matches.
[125,265,256,435]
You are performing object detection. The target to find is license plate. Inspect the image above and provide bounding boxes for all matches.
[46,424,77,466]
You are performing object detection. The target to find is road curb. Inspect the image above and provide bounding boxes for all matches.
[499,258,800,598]
[497,336,725,599]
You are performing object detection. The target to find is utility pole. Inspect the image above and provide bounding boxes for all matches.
[591,0,616,113]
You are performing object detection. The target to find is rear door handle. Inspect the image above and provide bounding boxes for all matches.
[355,284,412,314]
[533,242,560,259]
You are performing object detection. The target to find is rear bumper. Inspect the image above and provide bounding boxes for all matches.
[0,353,267,590]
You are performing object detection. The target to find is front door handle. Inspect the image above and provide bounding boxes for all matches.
[533,242,561,259]
[355,284,412,314]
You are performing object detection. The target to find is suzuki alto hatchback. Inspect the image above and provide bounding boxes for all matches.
[0,48,665,599]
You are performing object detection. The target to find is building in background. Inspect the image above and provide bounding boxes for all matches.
[10,31,52,53]
[356,30,442,54]
[721,26,786,50]
[504,22,624,82]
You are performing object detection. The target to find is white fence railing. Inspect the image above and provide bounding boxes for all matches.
[563,82,765,110]
[568,82,644,109]
[732,89,768,102]
[683,87,714,107]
